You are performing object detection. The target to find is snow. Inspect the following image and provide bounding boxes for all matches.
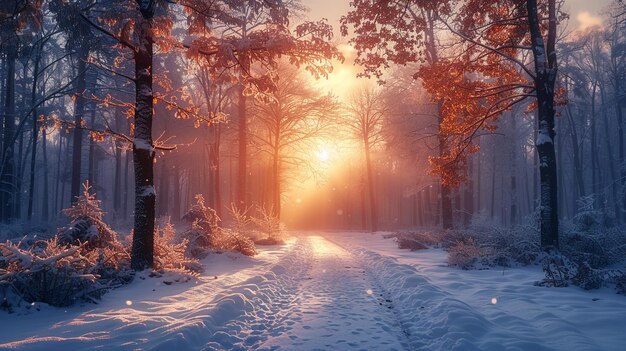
[1,232,625,351]
[134,138,153,152]
[138,185,156,197]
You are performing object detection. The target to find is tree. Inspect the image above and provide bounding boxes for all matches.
[341,0,457,229]
[75,0,341,270]
[251,64,337,219]
[432,0,562,248]
[344,87,387,232]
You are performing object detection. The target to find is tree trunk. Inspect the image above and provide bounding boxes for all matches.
[510,116,518,225]
[113,114,122,219]
[464,158,474,227]
[615,82,626,221]
[41,122,49,221]
[27,43,42,220]
[364,141,378,232]
[272,147,281,219]
[527,0,559,249]
[0,45,17,222]
[237,53,249,208]
[70,48,87,203]
[437,105,453,229]
[130,10,156,270]
[214,124,222,217]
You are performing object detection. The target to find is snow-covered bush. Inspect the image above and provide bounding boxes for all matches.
[390,231,437,251]
[448,239,483,270]
[250,206,285,245]
[535,252,577,288]
[571,261,602,290]
[56,182,122,251]
[182,194,219,232]
[211,228,257,257]
[153,219,202,275]
[181,196,257,257]
[0,183,134,310]
[180,195,221,258]
[0,238,109,307]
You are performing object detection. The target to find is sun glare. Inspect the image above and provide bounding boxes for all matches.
[317,148,331,162]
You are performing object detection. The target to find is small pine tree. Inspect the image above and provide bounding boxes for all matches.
[57,181,120,249]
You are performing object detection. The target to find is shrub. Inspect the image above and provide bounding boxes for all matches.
[181,196,257,257]
[0,238,110,307]
[211,228,257,257]
[56,182,122,252]
[0,182,133,310]
[535,252,577,288]
[250,206,285,245]
[182,194,219,233]
[448,239,483,270]
[571,261,602,290]
[153,219,202,275]
[393,231,437,251]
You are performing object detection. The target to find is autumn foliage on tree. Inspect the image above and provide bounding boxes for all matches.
[343,0,563,248]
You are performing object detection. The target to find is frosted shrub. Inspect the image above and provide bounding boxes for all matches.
[180,195,221,258]
[571,261,602,290]
[0,238,108,307]
[448,239,483,270]
[153,219,202,276]
[228,204,257,240]
[392,231,437,251]
[57,182,122,251]
[536,252,577,288]
[181,196,257,257]
[251,206,285,245]
[0,184,134,310]
[211,228,257,257]
[182,194,219,232]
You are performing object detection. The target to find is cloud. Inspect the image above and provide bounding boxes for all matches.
[576,11,602,30]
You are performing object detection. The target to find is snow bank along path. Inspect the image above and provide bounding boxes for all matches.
[330,232,626,351]
[0,235,410,351]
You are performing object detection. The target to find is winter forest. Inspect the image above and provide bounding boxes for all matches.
[1,0,626,350]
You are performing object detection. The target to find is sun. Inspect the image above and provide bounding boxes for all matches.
[317,147,331,162]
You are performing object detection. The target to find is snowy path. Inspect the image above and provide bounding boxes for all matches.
[0,235,409,351]
[255,236,408,351]
[1,232,625,351]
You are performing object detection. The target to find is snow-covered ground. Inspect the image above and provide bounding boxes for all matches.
[1,232,625,351]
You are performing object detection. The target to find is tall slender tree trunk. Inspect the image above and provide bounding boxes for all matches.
[464,158,474,227]
[41,123,49,220]
[237,52,249,208]
[214,124,222,217]
[130,8,156,270]
[510,116,518,225]
[27,43,42,220]
[272,148,281,220]
[615,82,626,221]
[113,114,122,219]
[490,150,496,218]
[1,45,17,222]
[70,48,88,203]
[364,141,378,232]
[600,88,620,220]
[438,113,453,229]
[527,0,559,249]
